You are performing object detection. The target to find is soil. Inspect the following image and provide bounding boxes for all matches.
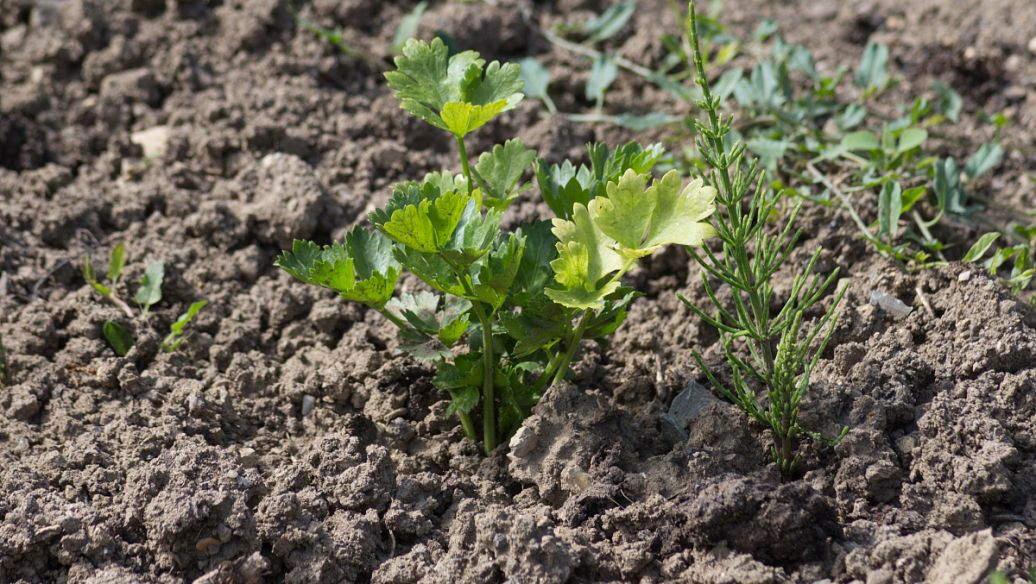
[1,0,1035,583]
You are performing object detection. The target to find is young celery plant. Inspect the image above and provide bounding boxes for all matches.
[680,2,847,480]
[277,39,718,455]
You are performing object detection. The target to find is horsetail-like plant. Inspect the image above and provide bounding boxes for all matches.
[277,38,716,454]
[680,3,847,479]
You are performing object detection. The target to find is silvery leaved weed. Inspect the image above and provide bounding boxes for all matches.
[277,38,715,454]
[680,3,848,480]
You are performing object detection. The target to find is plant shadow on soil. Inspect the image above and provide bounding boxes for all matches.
[0,0,1034,582]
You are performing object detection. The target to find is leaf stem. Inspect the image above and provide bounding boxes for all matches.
[455,135,474,197]
[470,301,497,454]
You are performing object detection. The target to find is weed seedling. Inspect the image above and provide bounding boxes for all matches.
[679,3,847,479]
[278,38,715,454]
[83,244,206,356]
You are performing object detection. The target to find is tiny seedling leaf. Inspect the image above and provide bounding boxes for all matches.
[878,181,903,240]
[854,41,889,92]
[962,232,1000,262]
[586,54,618,104]
[964,143,1003,180]
[518,57,555,113]
[896,128,927,154]
[841,131,880,151]
[108,242,126,284]
[134,261,165,310]
[103,320,134,356]
[932,80,962,122]
[582,1,636,43]
[391,1,427,53]
[162,300,208,352]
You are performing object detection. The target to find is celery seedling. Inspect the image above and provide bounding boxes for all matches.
[680,3,847,479]
[278,38,716,454]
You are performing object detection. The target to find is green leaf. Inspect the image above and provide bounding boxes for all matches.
[854,42,889,92]
[441,202,503,265]
[962,232,1000,262]
[379,189,472,253]
[82,256,111,298]
[896,128,927,153]
[103,320,133,357]
[877,181,903,240]
[393,247,466,297]
[932,80,962,122]
[434,354,482,415]
[511,220,559,302]
[162,300,208,352]
[836,104,867,130]
[536,141,665,221]
[275,227,402,308]
[471,232,525,310]
[582,1,635,43]
[545,200,626,310]
[590,169,717,258]
[385,37,523,133]
[108,242,126,285]
[964,143,1003,180]
[440,100,509,137]
[900,185,927,213]
[518,57,554,113]
[841,131,880,151]
[134,261,165,310]
[391,1,427,53]
[473,139,536,209]
[586,54,617,103]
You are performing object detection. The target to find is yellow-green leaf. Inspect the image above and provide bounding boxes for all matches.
[440,100,509,137]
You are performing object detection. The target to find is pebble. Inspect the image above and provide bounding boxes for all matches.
[301,394,316,417]
[869,291,913,319]
[1028,36,1036,55]
[958,270,973,282]
[130,125,170,159]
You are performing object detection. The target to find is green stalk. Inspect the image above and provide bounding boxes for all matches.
[471,301,497,454]
[455,135,474,197]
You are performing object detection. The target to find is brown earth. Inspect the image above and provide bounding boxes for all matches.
[1,0,1034,583]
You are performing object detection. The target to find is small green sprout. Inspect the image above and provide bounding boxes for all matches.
[83,242,134,318]
[84,244,206,356]
[680,3,847,480]
[279,40,714,454]
[134,260,164,316]
[162,300,208,353]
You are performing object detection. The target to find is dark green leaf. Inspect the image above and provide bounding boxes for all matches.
[103,320,133,357]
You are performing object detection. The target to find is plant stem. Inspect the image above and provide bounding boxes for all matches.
[455,135,474,197]
[471,301,497,454]
[377,306,411,331]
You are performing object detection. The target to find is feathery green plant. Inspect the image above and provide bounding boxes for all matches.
[680,3,847,479]
[277,38,716,454]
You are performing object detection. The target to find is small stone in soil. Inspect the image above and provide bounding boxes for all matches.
[869,290,914,319]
